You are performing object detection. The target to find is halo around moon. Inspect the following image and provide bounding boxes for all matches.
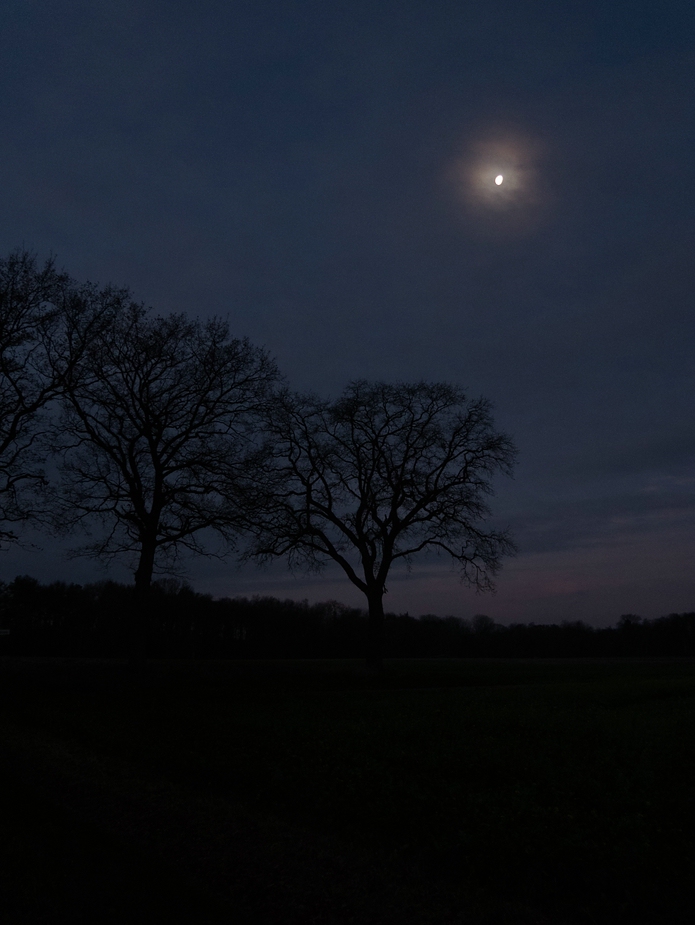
[444,129,549,235]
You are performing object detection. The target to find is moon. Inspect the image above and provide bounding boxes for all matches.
[495,175,504,185]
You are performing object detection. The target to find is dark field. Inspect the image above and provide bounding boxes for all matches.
[1,657,694,924]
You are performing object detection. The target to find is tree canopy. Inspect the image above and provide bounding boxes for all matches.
[1,247,521,669]
[0,249,119,545]
[52,304,279,655]
[248,380,517,667]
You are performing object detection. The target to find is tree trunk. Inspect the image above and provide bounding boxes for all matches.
[131,538,156,667]
[365,588,385,672]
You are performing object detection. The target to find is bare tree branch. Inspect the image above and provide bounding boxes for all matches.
[50,305,280,656]
[245,380,517,668]
[0,248,113,545]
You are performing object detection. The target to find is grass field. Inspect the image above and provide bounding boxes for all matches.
[1,657,694,924]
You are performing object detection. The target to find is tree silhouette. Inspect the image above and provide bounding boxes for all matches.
[53,304,279,659]
[0,249,117,546]
[0,250,69,544]
[248,381,517,669]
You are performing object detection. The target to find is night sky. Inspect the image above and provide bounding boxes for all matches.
[2,0,694,625]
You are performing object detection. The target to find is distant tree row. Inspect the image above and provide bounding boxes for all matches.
[0,249,517,667]
[1,577,693,659]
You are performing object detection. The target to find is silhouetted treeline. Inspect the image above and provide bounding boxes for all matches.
[0,576,694,659]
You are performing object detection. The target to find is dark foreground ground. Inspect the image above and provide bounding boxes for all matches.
[1,657,693,924]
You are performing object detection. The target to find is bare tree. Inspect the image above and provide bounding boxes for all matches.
[53,304,279,658]
[0,249,115,545]
[248,381,517,669]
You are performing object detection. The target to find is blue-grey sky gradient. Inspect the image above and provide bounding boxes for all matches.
[2,0,694,624]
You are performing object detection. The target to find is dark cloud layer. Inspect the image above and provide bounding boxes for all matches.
[2,0,694,622]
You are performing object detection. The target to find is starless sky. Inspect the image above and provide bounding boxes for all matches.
[2,0,694,625]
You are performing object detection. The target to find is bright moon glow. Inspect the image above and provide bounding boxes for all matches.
[495,174,504,185]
